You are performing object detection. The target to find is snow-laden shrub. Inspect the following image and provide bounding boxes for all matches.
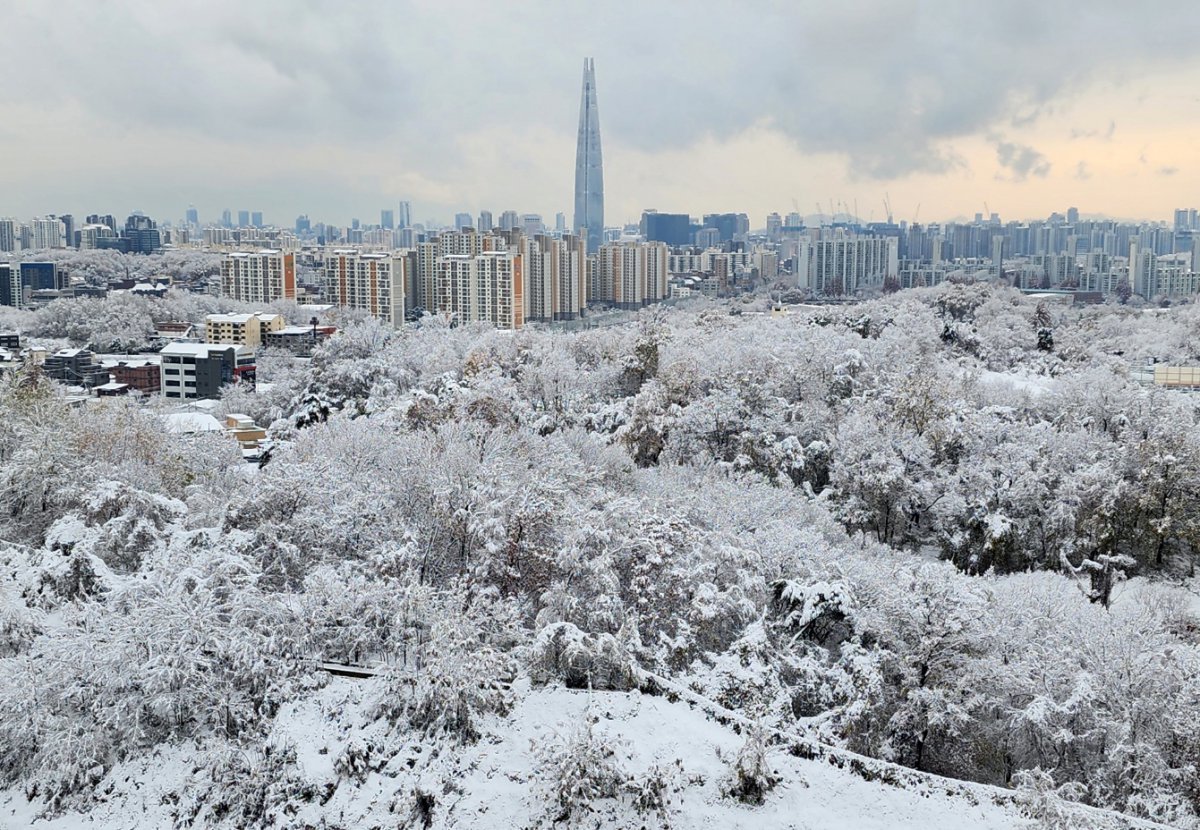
[531,621,638,691]
[374,588,518,743]
[1012,768,1088,830]
[721,724,782,805]
[191,743,311,828]
[536,714,626,824]
[0,582,41,656]
[770,579,856,649]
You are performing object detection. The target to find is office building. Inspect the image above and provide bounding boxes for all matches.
[642,211,691,246]
[124,213,162,254]
[381,209,395,230]
[78,223,118,250]
[237,210,251,228]
[455,212,474,230]
[251,211,263,228]
[398,201,412,229]
[573,58,604,254]
[185,206,199,226]
[478,210,493,232]
[220,250,297,303]
[221,209,233,228]
[0,264,17,307]
[324,250,408,327]
[160,342,256,400]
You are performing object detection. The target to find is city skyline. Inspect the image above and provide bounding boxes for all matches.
[2,2,1199,226]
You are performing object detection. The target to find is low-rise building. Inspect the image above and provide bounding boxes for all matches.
[205,312,284,347]
[42,348,109,388]
[109,359,161,394]
[160,343,255,400]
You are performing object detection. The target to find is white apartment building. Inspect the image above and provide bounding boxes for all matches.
[0,219,15,253]
[794,233,899,294]
[324,250,407,327]
[31,218,64,250]
[435,251,523,329]
[220,250,296,303]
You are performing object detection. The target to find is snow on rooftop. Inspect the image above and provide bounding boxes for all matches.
[162,412,224,434]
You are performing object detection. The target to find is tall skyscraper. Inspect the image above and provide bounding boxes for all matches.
[251,211,263,228]
[398,201,412,229]
[573,57,604,255]
[237,210,250,228]
[186,205,199,226]
[478,210,493,232]
[221,209,233,228]
[381,209,395,230]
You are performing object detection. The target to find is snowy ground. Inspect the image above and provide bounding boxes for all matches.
[2,676,1164,830]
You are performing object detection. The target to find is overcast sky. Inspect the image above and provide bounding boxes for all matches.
[3,0,1199,228]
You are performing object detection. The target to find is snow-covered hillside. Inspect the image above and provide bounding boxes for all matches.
[4,285,1200,828]
[0,678,1165,829]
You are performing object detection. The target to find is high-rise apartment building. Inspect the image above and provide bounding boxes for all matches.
[221,209,233,228]
[499,210,519,232]
[436,251,523,329]
[220,250,297,303]
[523,233,586,322]
[794,233,899,295]
[596,241,668,309]
[324,250,407,327]
[31,217,64,250]
[455,212,474,230]
[251,211,264,228]
[573,58,604,254]
[478,210,493,232]
[0,219,15,252]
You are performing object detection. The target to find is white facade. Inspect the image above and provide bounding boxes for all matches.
[31,218,64,250]
[795,233,899,294]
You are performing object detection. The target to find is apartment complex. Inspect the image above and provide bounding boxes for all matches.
[436,250,524,329]
[220,250,296,303]
[523,233,587,322]
[595,241,669,309]
[323,250,407,327]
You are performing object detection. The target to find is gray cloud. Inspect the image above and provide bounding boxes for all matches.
[0,0,1197,220]
[993,137,1051,181]
[1075,161,1092,180]
[1158,166,1180,176]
